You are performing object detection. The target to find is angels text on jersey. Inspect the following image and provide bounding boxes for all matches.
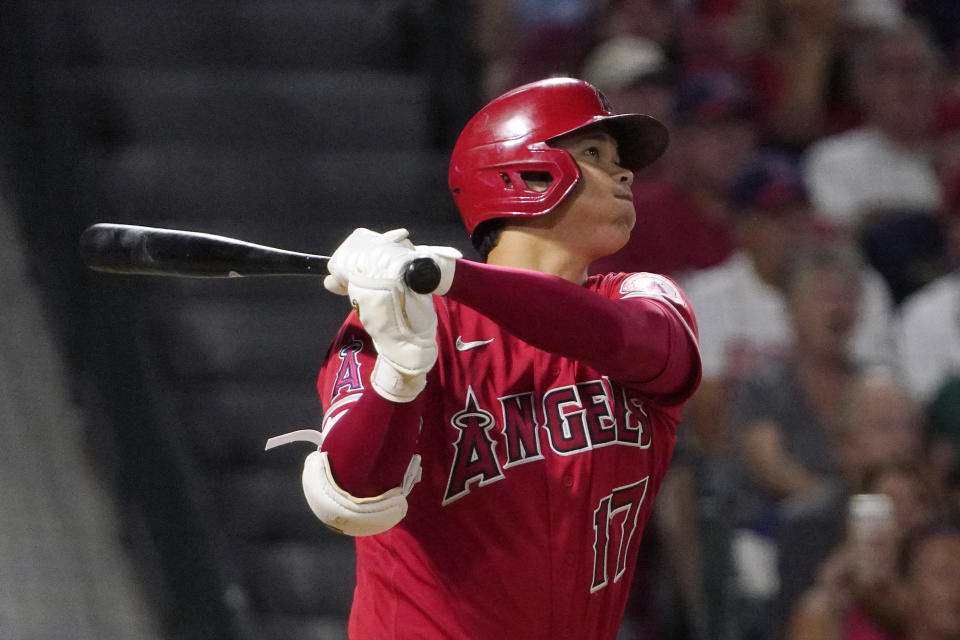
[441,377,652,505]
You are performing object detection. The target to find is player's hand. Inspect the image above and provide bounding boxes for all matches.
[323,228,415,296]
[324,228,462,296]
[324,228,439,402]
[413,244,461,295]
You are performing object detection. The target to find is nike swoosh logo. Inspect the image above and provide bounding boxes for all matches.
[455,336,495,351]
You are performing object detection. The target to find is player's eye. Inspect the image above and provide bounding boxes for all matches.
[584,146,600,158]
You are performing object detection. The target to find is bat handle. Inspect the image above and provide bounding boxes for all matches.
[403,257,442,295]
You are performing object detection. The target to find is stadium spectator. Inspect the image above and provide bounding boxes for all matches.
[849,21,960,304]
[804,20,943,232]
[719,0,851,148]
[925,378,960,512]
[776,371,926,632]
[786,466,948,640]
[593,0,682,53]
[857,205,946,305]
[727,241,869,638]
[473,0,600,99]
[671,154,894,637]
[580,35,675,125]
[680,152,894,454]
[896,168,960,403]
[474,0,683,102]
[895,517,960,640]
[897,275,960,404]
[905,0,960,60]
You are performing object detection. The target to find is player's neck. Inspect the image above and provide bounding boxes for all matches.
[487,228,590,284]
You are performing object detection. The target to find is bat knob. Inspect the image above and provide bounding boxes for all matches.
[403,257,442,294]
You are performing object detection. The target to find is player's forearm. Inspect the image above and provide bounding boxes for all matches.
[320,390,424,497]
[447,260,687,383]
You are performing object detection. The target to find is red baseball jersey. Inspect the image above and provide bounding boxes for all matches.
[317,271,700,639]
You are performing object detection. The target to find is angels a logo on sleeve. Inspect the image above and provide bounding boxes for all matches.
[330,337,365,400]
[619,273,685,306]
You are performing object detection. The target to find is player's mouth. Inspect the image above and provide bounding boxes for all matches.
[614,190,633,201]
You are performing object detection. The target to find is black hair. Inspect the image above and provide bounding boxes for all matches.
[471,219,505,262]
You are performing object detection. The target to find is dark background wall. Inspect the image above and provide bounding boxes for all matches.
[0,2,479,639]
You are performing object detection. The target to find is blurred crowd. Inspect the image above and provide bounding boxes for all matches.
[474,1,960,639]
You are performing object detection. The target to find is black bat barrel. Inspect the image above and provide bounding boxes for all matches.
[79,223,325,277]
[79,223,442,294]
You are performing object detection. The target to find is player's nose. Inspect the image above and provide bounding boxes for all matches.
[612,165,634,187]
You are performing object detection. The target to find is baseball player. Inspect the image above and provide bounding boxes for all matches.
[270,77,701,639]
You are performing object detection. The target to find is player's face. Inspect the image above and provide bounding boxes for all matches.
[547,129,637,259]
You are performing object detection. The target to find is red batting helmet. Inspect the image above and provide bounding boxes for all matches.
[448,77,669,236]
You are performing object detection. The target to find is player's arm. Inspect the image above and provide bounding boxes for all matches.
[297,347,427,536]
[325,231,698,398]
[272,229,448,536]
[321,229,696,394]
[317,348,426,496]
[445,260,701,399]
[270,321,427,536]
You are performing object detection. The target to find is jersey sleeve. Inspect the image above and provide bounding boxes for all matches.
[445,261,701,405]
[315,312,426,497]
[599,271,702,404]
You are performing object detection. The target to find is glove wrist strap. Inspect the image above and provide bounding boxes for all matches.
[371,357,427,403]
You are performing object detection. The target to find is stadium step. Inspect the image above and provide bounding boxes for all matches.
[177,383,324,469]
[73,146,454,230]
[209,469,323,542]
[239,540,356,615]
[26,0,404,70]
[256,613,349,640]
[146,297,339,382]
[16,0,475,636]
[36,68,434,150]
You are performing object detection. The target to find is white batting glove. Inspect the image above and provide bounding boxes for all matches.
[413,244,462,295]
[352,278,438,402]
[324,228,463,296]
[323,228,415,296]
[323,228,440,402]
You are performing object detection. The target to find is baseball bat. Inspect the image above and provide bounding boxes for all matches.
[78,223,442,294]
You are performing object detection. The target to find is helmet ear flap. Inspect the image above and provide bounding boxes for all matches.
[453,146,581,233]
